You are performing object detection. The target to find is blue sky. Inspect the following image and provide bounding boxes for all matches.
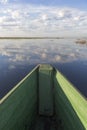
[5,0,87,8]
[0,0,87,37]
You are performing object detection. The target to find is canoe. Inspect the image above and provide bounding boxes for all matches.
[0,64,87,130]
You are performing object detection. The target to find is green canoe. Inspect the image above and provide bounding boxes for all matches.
[0,64,87,130]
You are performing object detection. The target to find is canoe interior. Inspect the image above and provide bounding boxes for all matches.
[0,64,87,130]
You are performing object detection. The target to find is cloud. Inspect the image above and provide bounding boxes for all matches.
[0,4,87,36]
[0,0,8,4]
[11,10,20,19]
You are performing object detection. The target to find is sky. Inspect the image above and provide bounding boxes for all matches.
[0,0,87,37]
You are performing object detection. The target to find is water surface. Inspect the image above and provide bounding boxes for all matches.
[0,39,87,99]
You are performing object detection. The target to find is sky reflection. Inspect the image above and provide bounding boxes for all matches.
[0,39,87,65]
[0,39,87,99]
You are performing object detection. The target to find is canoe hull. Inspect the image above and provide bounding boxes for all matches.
[0,64,87,130]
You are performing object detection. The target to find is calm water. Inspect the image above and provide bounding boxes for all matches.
[0,38,87,99]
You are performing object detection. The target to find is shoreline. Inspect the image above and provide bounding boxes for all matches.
[0,37,64,39]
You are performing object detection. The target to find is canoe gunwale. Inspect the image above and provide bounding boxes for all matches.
[0,64,87,130]
[0,65,39,104]
[1,64,86,104]
[54,68,87,101]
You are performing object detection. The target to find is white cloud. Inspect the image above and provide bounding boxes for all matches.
[41,14,48,20]
[0,0,8,4]
[0,5,87,36]
[11,10,20,19]
[0,16,6,23]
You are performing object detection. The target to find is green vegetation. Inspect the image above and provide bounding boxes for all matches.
[75,39,87,44]
[0,37,64,39]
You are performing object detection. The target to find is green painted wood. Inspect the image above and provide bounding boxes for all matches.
[39,64,54,116]
[54,69,87,130]
[0,67,38,130]
[32,116,57,130]
[0,64,87,130]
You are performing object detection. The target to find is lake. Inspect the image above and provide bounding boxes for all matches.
[0,38,87,99]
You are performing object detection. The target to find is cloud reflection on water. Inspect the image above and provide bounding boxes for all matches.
[0,39,87,98]
[0,39,87,68]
